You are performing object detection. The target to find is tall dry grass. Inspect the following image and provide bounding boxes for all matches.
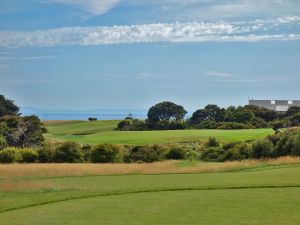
[0,157,299,179]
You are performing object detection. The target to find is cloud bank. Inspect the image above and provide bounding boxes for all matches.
[48,0,120,15]
[1,16,300,48]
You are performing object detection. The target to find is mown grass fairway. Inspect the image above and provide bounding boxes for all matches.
[0,160,300,225]
[44,120,274,145]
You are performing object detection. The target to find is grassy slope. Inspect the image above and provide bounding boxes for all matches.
[44,120,274,145]
[0,165,300,224]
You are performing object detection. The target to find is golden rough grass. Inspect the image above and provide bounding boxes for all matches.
[0,180,83,192]
[0,157,299,178]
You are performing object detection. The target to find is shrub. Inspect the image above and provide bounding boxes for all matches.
[19,148,38,163]
[128,145,163,163]
[53,142,83,163]
[205,137,219,147]
[217,122,252,129]
[200,147,225,162]
[0,147,21,163]
[82,144,92,162]
[117,119,148,131]
[91,144,123,163]
[271,120,287,132]
[251,117,268,128]
[223,142,252,161]
[88,117,97,121]
[197,120,218,129]
[37,142,57,163]
[251,139,274,159]
[289,113,300,127]
[153,120,186,130]
[166,148,187,160]
[117,119,133,130]
[0,134,6,150]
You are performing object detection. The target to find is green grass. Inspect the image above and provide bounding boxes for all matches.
[0,165,300,225]
[44,120,274,145]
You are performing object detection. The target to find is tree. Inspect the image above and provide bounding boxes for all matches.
[289,113,300,127]
[286,106,300,117]
[244,105,277,122]
[0,95,19,117]
[147,102,187,123]
[190,109,209,125]
[204,104,225,122]
[0,115,44,147]
[190,105,225,125]
[224,106,236,122]
[232,109,255,123]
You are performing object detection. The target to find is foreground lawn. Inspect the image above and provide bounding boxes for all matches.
[0,160,300,225]
[44,120,274,145]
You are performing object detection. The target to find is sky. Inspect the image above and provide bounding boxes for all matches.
[0,0,300,113]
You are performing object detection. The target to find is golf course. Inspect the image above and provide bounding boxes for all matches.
[1,159,300,225]
[44,120,274,145]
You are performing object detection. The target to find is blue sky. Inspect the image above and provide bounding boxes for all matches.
[0,0,300,112]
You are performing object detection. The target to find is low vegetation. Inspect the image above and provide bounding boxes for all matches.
[117,101,300,131]
[0,128,299,164]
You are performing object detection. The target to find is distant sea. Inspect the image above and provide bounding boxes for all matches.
[20,107,147,121]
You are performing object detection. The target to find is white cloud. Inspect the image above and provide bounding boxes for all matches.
[48,0,120,15]
[205,71,235,78]
[44,0,300,19]
[0,17,299,47]
[209,78,290,83]
[0,55,56,60]
[0,79,55,85]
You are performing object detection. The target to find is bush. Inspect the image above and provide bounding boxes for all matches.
[205,137,219,147]
[0,134,6,150]
[271,120,287,132]
[166,148,186,160]
[223,143,252,161]
[251,139,274,159]
[154,120,186,130]
[197,120,218,129]
[117,119,148,131]
[200,147,225,162]
[82,144,92,162]
[251,117,268,128]
[91,144,123,163]
[217,122,252,129]
[289,113,300,127]
[128,145,163,163]
[37,142,57,163]
[0,147,21,163]
[53,142,83,163]
[19,148,38,163]
[117,119,133,130]
[88,117,97,121]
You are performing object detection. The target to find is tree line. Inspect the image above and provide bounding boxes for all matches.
[117,101,300,131]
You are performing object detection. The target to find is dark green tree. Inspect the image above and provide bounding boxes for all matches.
[147,102,187,123]
[232,109,255,123]
[286,106,300,117]
[204,104,225,122]
[0,95,20,117]
[190,109,209,125]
